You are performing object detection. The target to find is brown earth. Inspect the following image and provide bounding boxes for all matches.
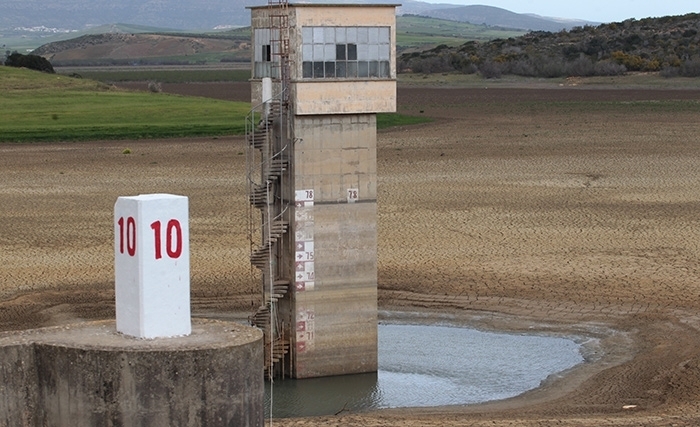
[2,83,700,426]
[34,33,247,63]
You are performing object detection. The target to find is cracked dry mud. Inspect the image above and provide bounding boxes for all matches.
[2,83,700,426]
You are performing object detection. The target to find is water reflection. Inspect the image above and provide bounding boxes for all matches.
[266,323,584,418]
[265,372,379,417]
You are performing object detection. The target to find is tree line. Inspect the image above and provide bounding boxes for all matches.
[399,13,700,78]
[4,52,55,73]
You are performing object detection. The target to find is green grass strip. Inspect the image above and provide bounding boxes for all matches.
[1,67,249,142]
[1,67,431,142]
[377,113,432,129]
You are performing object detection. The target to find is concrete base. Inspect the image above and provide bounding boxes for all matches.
[0,319,263,427]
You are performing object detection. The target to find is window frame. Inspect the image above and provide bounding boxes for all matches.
[301,26,392,80]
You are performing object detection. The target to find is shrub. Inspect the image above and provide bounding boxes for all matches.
[680,59,700,77]
[567,57,595,77]
[4,53,55,73]
[478,61,503,79]
[594,61,627,76]
[610,51,648,71]
[449,52,478,74]
[407,55,454,74]
[660,66,680,78]
[534,58,567,78]
[508,59,536,77]
[147,81,162,93]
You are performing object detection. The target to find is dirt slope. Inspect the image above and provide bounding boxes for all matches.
[33,33,247,62]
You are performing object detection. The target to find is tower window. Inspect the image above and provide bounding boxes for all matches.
[301,26,391,80]
[253,29,279,79]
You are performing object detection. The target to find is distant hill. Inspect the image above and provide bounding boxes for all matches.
[399,13,700,78]
[397,15,526,52]
[3,0,596,38]
[32,30,250,66]
[408,5,596,32]
[1,0,256,30]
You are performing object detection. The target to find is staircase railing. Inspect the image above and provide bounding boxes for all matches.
[245,88,292,379]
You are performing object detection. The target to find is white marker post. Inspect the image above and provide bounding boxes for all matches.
[114,194,191,338]
[262,77,272,118]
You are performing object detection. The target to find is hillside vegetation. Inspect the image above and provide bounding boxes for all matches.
[400,13,700,78]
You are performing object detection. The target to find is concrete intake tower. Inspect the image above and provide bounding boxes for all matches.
[246,2,397,379]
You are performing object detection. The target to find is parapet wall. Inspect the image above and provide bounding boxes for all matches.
[0,319,263,427]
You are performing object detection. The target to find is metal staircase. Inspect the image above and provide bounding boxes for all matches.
[246,0,294,380]
[246,95,292,379]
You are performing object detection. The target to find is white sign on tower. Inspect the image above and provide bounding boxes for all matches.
[114,194,191,338]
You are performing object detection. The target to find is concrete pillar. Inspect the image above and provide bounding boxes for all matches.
[0,320,263,427]
[114,194,191,339]
[291,114,378,378]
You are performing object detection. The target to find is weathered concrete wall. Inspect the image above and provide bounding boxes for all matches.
[294,81,396,115]
[291,114,378,378]
[294,203,378,378]
[293,114,377,200]
[0,320,263,427]
[0,343,37,427]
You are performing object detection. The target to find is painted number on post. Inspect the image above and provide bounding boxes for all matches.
[117,216,183,259]
[151,219,183,259]
[117,216,137,256]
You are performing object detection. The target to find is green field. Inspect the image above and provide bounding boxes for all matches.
[1,67,249,142]
[1,66,429,142]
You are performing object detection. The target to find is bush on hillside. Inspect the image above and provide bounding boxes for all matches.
[4,53,55,73]
[680,59,700,77]
[479,61,504,79]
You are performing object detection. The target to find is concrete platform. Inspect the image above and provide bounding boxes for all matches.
[0,319,263,427]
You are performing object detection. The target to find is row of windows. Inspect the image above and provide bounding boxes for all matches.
[253,26,392,79]
[303,42,390,62]
[301,26,391,80]
[302,26,390,63]
[302,60,391,79]
[302,27,390,45]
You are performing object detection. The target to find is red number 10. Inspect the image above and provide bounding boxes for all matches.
[150,219,183,260]
[117,216,136,256]
[118,217,182,259]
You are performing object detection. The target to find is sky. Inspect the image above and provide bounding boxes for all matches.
[418,0,699,23]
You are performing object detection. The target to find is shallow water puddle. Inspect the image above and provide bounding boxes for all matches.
[265,323,584,418]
